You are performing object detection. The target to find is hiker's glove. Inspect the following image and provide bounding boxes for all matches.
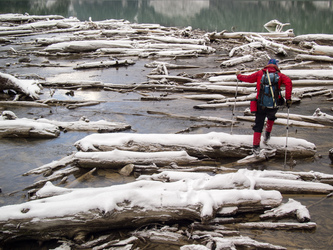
[235,70,241,76]
[286,99,292,108]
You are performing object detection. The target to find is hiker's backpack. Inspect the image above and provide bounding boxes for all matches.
[258,71,280,108]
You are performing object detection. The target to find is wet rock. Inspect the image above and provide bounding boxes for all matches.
[119,163,135,176]
[329,148,333,164]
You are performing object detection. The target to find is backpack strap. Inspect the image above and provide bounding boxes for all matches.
[266,70,277,108]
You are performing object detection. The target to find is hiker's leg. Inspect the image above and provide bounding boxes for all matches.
[264,108,278,144]
[252,107,266,153]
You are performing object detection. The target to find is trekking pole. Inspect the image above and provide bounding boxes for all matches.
[231,76,239,135]
[284,107,290,168]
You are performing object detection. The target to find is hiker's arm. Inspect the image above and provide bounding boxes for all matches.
[236,71,259,83]
[280,74,292,100]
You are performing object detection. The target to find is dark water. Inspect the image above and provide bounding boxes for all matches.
[0,0,333,35]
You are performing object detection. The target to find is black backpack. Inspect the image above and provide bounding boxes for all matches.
[258,70,280,108]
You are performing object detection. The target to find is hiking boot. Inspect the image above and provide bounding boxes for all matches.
[252,145,260,156]
[263,131,271,145]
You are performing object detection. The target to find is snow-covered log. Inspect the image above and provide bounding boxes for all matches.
[44,40,134,53]
[139,43,215,53]
[274,108,333,126]
[311,45,333,57]
[0,72,41,100]
[229,42,263,57]
[248,35,308,54]
[260,198,310,222]
[208,236,287,250]
[296,54,333,63]
[146,75,194,83]
[233,222,316,230]
[74,150,198,168]
[74,59,135,70]
[139,35,206,45]
[206,30,295,40]
[36,117,131,132]
[0,117,60,138]
[220,55,254,67]
[74,132,316,159]
[145,61,200,69]
[237,116,326,128]
[139,49,199,58]
[0,181,282,242]
[138,170,333,194]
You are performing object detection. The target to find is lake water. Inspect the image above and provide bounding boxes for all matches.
[0,0,332,35]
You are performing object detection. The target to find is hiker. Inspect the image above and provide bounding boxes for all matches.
[236,59,292,155]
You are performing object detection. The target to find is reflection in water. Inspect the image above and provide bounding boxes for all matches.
[148,0,209,18]
[0,0,332,34]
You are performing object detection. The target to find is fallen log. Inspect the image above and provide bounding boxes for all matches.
[74,132,316,159]
[296,54,333,63]
[36,117,131,132]
[146,75,194,83]
[24,166,80,190]
[248,35,308,55]
[311,45,333,57]
[0,101,49,107]
[232,222,316,230]
[229,42,263,57]
[139,35,206,45]
[0,118,60,138]
[194,101,250,109]
[0,181,282,242]
[23,154,76,176]
[74,59,135,70]
[145,61,200,69]
[220,55,254,67]
[44,40,134,53]
[293,34,333,44]
[206,29,295,40]
[237,116,327,128]
[138,170,333,194]
[74,150,199,168]
[209,236,287,250]
[147,110,236,125]
[260,198,310,222]
[0,72,41,100]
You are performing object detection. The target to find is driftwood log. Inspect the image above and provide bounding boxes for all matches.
[0,183,282,242]
[74,132,316,159]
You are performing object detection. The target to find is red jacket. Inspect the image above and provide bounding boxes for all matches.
[237,64,292,100]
